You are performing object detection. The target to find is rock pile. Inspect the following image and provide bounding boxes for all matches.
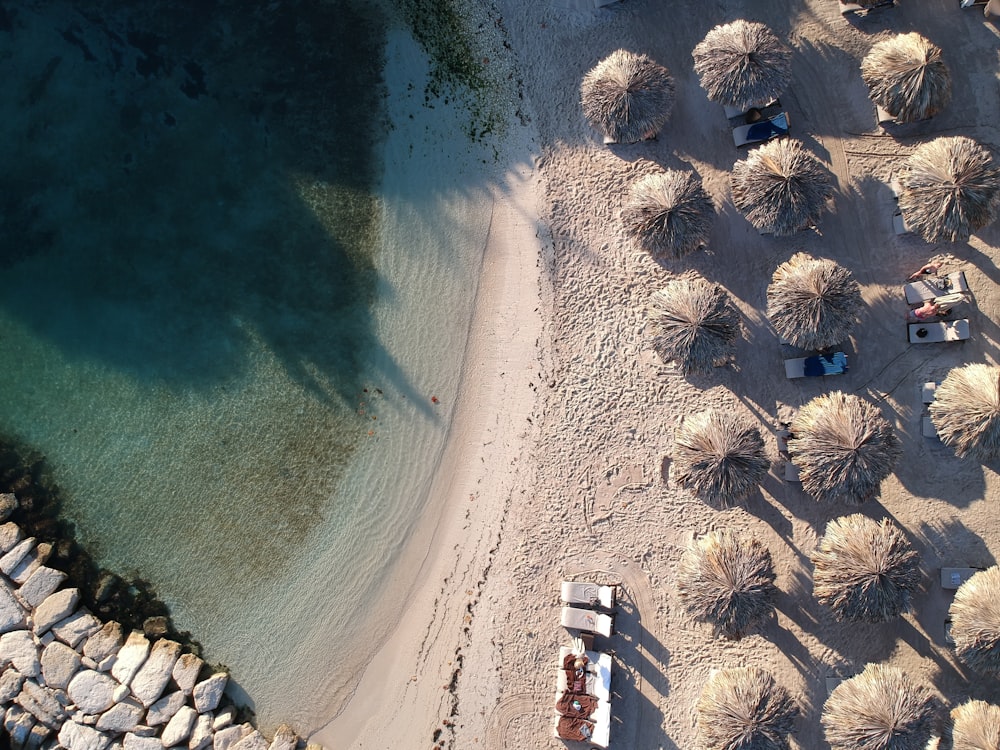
[0,494,309,750]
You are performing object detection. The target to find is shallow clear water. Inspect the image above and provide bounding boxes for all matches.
[0,0,496,730]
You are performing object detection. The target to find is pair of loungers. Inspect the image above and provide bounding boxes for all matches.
[903,272,972,344]
[560,581,617,638]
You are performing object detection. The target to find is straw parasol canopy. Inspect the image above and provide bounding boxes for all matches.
[623,169,715,259]
[696,667,799,750]
[581,49,675,144]
[647,277,740,375]
[861,33,951,123]
[731,139,834,236]
[678,529,777,639]
[898,136,1000,243]
[767,253,862,350]
[789,392,901,505]
[812,514,920,623]
[692,20,792,110]
[951,699,1000,750]
[949,566,1000,675]
[929,364,1000,461]
[673,409,768,508]
[822,664,940,750]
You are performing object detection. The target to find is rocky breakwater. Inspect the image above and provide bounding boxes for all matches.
[0,494,311,750]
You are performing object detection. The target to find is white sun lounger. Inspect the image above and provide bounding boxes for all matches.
[783,461,801,482]
[892,210,910,234]
[904,272,969,304]
[561,581,615,610]
[561,606,614,637]
[877,105,896,125]
[922,415,937,438]
[723,98,780,119]
[941,568,982,589]
[908,319,970,344]
[557,647,612,702]
[922,382,938,403]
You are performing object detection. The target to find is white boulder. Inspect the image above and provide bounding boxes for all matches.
[172,652,204,695]
[0,578,27,634]
[53,611,103,648]
[193,672,228,713]
[11,541,50,584]
[0,629,40,677]
[0,666,24,702]
[59,719,112,750]
[213,725,245,750]
[146,690,186,726]
[67,669,119,715]
[162,705,198,747]
[17,566,67,609]
[0,521,22,553]
[4,704,35,748]
[33,587,80,634]
[96,697,145,733]
[84,621,124,664]
[111,632,150,686]
[40,639,81,689]
[267,724,297,750]
[230,729,268,750]
[189,712,214,750]
[16,678,69,728]
[0,537,35,576]
[212,705,236,730]
[131,639,182,706]
[123,733,164,750]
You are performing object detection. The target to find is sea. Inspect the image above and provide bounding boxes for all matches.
[0,0,515,732]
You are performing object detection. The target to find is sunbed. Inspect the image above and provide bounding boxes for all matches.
[904,271,969,304]
[561,581,616,610]
[922,382,938,403]
[941,568,982,589]
[557,647,612,702]
[908,319,970,344]
[783,462,801,482]
[922,415,937,438]
[892,210,910,235]
[561,606,614,637]
[784,352,848,379]
[877,105,897,125]
[733,112,788,148]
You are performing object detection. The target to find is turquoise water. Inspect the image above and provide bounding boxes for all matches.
[0,0,505,731]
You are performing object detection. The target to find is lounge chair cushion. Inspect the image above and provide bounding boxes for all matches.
[908,320,970,343]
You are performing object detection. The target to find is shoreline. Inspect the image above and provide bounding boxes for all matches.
[312,126,545,747]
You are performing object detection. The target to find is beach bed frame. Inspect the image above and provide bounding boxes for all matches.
[561,581,616,610]
[908,320,970,344]
[941,568,982,589]
[561,606,615,637]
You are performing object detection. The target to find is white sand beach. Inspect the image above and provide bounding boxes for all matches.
[317,0,1000,748]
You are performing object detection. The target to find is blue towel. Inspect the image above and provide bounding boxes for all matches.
[803,352,848,377]
[745,113,789,143]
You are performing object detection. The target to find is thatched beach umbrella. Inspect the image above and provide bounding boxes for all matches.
[929,364,1000,461]
[898,136,1000,243]
[692,20,792,110]
[822,664,940,750]
[767,253,862,350]
[647,277,740,375]
[731,139,834,236]
[812,514,919,623]
[951,699,1000,750]
[950,566,1000,675]
[697,667,799,750]
[623,169,715,259]
[678,529,777,639]
[862,33,951,124]
[673,410,768,508]
[581,49,675,144]
[789,392,901,505]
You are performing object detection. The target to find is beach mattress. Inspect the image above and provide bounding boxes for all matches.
[561,581,615,610]
[561,606,614,637]
[908,319,970,343]
[557,647,612,702]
